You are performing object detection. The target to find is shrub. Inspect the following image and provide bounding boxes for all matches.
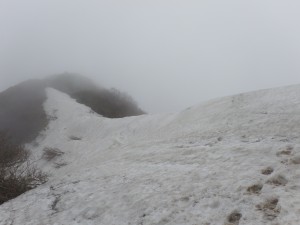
[0,132,47,205]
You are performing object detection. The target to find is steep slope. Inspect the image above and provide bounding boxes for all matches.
[1,85,300,224]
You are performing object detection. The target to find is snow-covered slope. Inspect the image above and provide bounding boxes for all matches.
[2,86,300,225]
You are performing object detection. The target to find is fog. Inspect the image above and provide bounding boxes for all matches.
[1,0,300,113]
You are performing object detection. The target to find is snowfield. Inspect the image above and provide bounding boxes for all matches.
[1,86,300,224]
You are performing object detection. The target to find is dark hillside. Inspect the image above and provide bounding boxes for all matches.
[0,80,48,144]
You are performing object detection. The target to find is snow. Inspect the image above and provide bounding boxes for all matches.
[2,85,300,224]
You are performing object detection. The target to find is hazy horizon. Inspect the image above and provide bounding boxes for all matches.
[1,0,300,113]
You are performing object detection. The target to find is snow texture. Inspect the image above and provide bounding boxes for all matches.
[2,85,300,225]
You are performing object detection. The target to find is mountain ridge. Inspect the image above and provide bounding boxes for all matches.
[2,84,300,224]
[0,74,145,144]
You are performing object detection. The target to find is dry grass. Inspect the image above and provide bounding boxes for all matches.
[42,147,64,161]
[54,162,68,169]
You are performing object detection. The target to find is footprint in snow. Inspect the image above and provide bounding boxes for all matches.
[290,154,300,165]
[247,183,263,195]
[276,146,300,166]
[276,146,293,157]
[224,210,242,225]
[261,167,274,175]
[276,146,294,165]
[267,174,288,186]
[256,197,280,220]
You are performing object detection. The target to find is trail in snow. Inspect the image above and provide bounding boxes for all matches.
[1,86,300,224]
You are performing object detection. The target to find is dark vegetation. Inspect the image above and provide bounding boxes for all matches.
[0,73,145,144]
[72,89,144,118]
[46,73,145,118]
[0,132,47,205]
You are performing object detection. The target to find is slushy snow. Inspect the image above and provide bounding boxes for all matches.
[1,86,300,224]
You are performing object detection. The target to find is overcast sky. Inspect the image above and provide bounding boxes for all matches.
[1,0,300,113]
